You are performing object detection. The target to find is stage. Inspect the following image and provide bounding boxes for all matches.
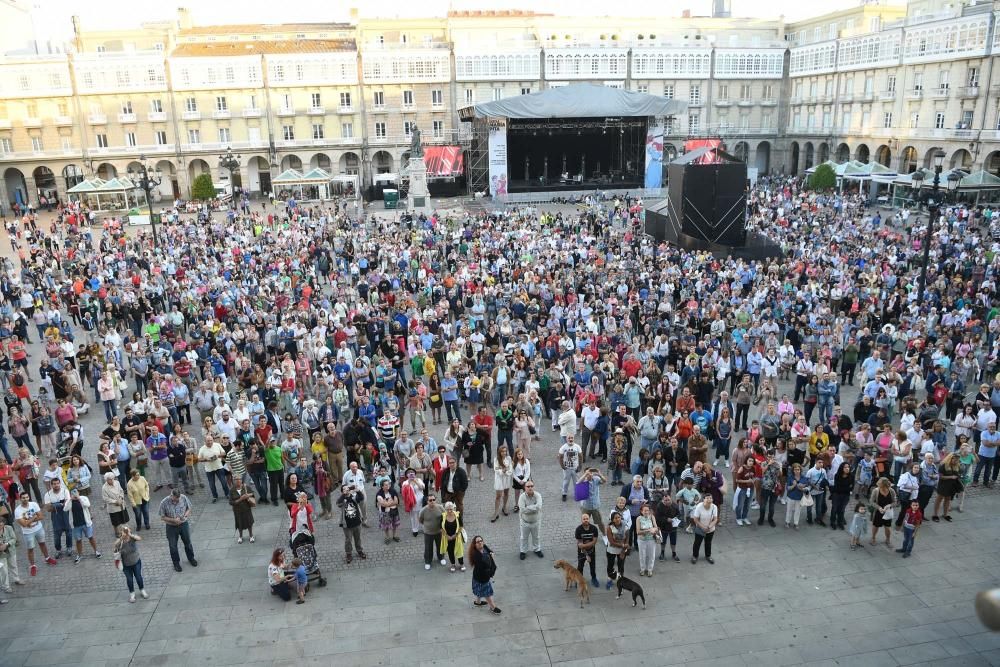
[504,116,645,194]
[459,84,688,197]
[505,176,644,193]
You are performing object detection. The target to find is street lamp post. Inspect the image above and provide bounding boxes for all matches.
[126,155,162,244]
[219,147,241,209]
[911,151,960,308]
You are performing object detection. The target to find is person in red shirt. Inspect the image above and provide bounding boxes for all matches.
[7,335,29,380]
[897,500,923,558]
[473,406,495,468]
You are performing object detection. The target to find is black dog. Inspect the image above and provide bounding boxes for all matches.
[615,574,646,608]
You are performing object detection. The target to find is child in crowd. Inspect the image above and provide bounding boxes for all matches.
[674,478,702,533]
[855,451,875,499]
[292,557,307,604]
[848,502,868,551]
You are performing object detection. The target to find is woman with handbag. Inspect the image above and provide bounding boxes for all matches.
[932,451,962,521]
[228,476,256,544]
[894,462,920,529]
[511,448,531,512]
[469,535,501,615]
[113,525,147,603]
[869,477,898,548]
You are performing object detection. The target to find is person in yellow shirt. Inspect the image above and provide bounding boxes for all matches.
[808,430,830,459]
[126,469,151,531]
[423,355,437,378]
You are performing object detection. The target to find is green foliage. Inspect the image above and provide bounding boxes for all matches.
[809,163,837,191]
[191,173,216,200]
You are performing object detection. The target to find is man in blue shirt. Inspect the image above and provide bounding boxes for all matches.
[441,370,461,422]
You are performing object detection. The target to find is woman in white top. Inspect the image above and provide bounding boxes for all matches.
[511,448,531,513]
[231,399,251,425]
[954,405,977,448]
[690,495,719,564]
[895,462,921,529]
[491,445,514,522]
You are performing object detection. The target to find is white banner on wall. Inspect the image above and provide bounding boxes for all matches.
[487,117,508,196]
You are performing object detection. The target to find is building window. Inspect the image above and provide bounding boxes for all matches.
[688,113,700,132]
[155,130,168,145]
[883,112,892,128]
[312,124,324,140]
[740,84,751,101]
[493,87,503,101]
[636,84,648,94]
[374,122,386,138]
[218,128,231,143]
[967,67,980,87]
[718,84,728,100]
[31,136,43,152]
[403,90,414,107]
[57,102,68,115]
[247,95,258,110]
[465,89,474,105]
[403,121,415,137]
[282,94,292,111]
[373,91,384,108]
[96,133,108,148]
[125,132,136,147]
[311,93,322,109]
[121,100,133,114]
[283,125,295,141]
[690,85,700,104]
[432,120,443,138]
[961,109,973,128]
[340,92,352,109]
[664,84,674,99]
[188,129,200,144]
[0,138,12,153]
[763,84,773,100]
[225,66,235,83]
[185,98,197,112]
[151,99,163,113]
[761,113,771,129]
[432,89,443,106]
[341,122,353,138]
[938,71,950,89]
[864,76,874,95]
[909,112,919,128]
[216,96,228,111]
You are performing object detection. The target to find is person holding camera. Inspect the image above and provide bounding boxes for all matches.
[336,483,366,563]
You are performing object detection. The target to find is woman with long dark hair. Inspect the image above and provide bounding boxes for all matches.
[469,535,501,614]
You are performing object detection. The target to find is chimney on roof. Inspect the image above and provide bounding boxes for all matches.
[712,0,731,18]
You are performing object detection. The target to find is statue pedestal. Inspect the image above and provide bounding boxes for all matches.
[407,158,430,215]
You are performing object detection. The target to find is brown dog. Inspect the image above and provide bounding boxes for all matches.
[553,559,590,607]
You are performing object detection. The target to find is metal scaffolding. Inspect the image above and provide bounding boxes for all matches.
[466,118,490,196]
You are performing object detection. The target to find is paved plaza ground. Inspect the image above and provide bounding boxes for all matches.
[0,205,998,666]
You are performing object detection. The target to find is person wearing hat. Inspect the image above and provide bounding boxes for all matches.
[158,489,197,572]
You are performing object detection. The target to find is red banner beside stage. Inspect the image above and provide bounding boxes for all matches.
[423,146,464,177]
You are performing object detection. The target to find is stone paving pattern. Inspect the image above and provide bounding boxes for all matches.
[0,208,998,665]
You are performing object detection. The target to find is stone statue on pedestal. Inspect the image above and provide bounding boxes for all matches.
[409,125,423,157]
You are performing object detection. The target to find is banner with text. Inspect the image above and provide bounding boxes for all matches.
[487,117,508,196]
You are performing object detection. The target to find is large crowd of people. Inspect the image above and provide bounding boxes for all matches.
[0,176,998,611]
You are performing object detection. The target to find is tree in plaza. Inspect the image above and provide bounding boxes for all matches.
[191,173,216,200]
[809,163,837,191]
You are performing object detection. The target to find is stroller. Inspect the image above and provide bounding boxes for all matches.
[289,530,327,588]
